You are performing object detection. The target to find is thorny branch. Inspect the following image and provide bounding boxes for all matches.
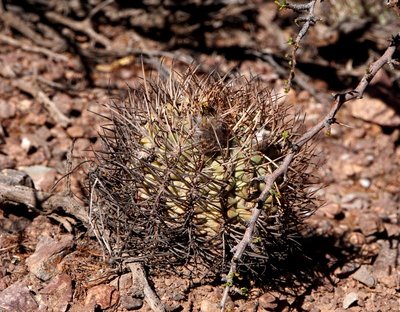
[220,27,400,311]
[285,0,319,91]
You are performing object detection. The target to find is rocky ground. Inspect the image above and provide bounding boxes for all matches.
[0,1,399,311]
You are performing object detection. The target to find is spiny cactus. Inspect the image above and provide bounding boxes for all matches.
[87,68,316,277]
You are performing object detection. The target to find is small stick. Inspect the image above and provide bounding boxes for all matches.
[127,263,166,312]
[14,78,72,128]
[46,11,111,48]
[0,33,68,61]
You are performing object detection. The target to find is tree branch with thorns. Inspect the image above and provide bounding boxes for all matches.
[220,1,400,308]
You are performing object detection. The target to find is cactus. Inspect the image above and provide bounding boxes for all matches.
[87,68,316,276]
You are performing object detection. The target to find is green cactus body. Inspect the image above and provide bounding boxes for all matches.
[88,69,315,274]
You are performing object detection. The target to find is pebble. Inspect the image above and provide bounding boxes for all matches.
[84,284,119,309]
[358,213,384,236]
[66,125,85,138]
[0,99,16,119]
[39,273,72,311]
[109,273,132,291]
[383,223,400,237]
[334,262,360,278]
[258,293,278,310]
[346,232,366,248]
[351,266,376,288]
[18,165,57,191]
[18,99,32,110]
[171,292,185,301]
[26,234,74,281]
[0,169,34,187]
[20,137,32,152]
[343,292,358,309]
[52,93,74,115]
[359,178,371,189]
[341,193,370,210]
[120,295,143,310]
[350,97,400,127]
[0,281,38,311]
[318,203,343,219]
[361,242,381,258]
[200,299,220,312]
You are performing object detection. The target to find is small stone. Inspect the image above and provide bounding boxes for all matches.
[85,284,119,310]
[19,165,57,191]
[341,162,364,178]
[200,299,220,312]
[0,99,16,119]
[35,125,53,142]
[171,292,185,301]
[258,293,278,310]
[384,223,400,237]
[343,292,358,309]
[21,137,32,152]
[52,93,74,115]
[333,224,349,237]
[359,178,371,189]
[239,301,258,312]
[345,232,366,248]
[0,281,38,311]
[0,169,34,187]
[26,234,74,281]
[39,273,72,312]
[24,112,47,125]
[164,278,174,287]
[120,295,143,310]
[341,193,370,210]
[351,266,376,288]
[361,242,381,258]
[334,262,360,278]
[71,138,91,158]
[350,97,400,127]
[110,273,132,291]
[0,154,16,170]
[66,125,85,138]
[18,99,33,110]
[318,203,342,219]
[358,213,384,236]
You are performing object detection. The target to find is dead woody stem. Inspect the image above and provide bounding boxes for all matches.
[220,32,400,310]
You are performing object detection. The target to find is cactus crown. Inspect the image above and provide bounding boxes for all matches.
[87,68,316,277]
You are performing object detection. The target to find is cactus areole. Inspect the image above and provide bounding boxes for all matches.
[87,68,315,277]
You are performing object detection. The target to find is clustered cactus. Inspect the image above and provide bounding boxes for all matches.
[87,68,316,277]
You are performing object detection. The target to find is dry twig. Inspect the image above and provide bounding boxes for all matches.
[0,10,65,50]
[46,11,111,49]
[127,263,166,312]
[0,33,68,61]
[220,31,400,310]
[284,0,319,90]
[14,78,72,128]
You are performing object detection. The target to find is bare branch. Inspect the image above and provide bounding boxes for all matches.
[127,263,166,312]
[14,78,72,128]
[45,11,111,49]
[286,0,319,90]
[220,31,400,310]
[0,33,68,62]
